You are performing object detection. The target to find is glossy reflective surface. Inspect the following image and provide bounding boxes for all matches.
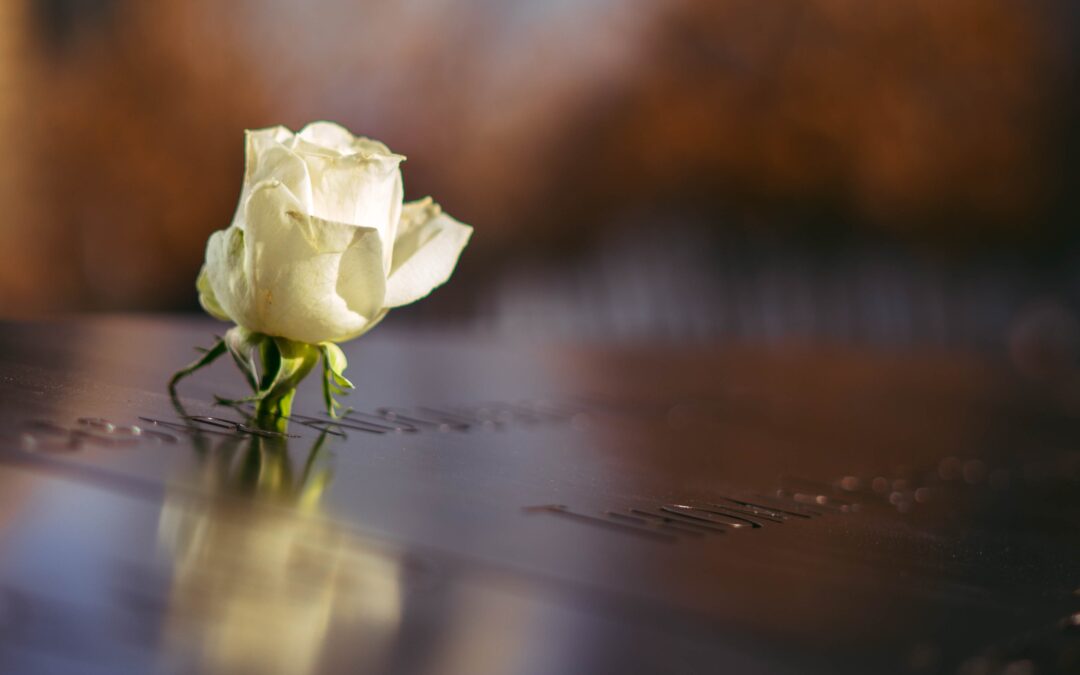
[1,318,1080,674]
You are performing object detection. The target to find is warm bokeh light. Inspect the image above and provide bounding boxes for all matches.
[1,0,1077,355]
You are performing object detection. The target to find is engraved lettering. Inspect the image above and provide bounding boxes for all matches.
[523,505,677,542]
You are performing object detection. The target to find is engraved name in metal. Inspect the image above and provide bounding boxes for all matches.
[524,495,826,543]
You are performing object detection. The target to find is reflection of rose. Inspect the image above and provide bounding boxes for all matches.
[198,122,472,344]
[158,436,401,674]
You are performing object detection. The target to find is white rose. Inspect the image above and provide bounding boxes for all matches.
[197,121,472,345]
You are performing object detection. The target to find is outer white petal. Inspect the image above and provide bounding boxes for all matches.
[383,198,472,308]
[334,220,389,327]
[297,121,401,160]
[352,136,397,158]
[242,180,386,343]
[196,266,230,322]
[244,133,313,216]
[382,167,403,269]
[244,126,294,176]
[300,152,403,258]
[297,121,357,154]
[202,226,254,329]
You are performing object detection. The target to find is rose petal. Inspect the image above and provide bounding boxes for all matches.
[302,152,403,253]
[244,126,293,171]
[334,214,388,325]
[196,266,230,322]
[297,121,358,155]
[203,225,253,329]
[352,136,398,159]
[242,180,386,343]
[298,121,403,160]
[245,138,313,217]
[384,198,473,308]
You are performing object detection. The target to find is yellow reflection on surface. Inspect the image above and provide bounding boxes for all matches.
[157,429,402,675]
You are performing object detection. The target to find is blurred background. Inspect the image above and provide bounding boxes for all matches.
[1,0,1079,367]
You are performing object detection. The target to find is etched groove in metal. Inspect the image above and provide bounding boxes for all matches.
[526,494,833,543]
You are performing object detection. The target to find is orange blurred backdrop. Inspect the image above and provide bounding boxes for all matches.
[1,0,1077,346]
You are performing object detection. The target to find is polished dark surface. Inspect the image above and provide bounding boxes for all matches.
[1,317,1079,674]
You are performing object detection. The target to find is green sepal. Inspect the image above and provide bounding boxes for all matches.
[168,337,226,395]
[224,327,265,391]
[253,337,320,421]
[319,342,355,418]
[212,393,263,406]
[170,329,351,429]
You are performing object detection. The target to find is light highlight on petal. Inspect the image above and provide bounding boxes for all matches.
[384,198,473,308]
